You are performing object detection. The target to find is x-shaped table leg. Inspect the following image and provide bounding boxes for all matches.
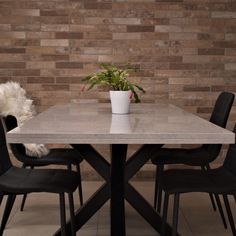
[54,144,178,236]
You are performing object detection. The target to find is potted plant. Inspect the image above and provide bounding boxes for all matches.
[82,63,145,114]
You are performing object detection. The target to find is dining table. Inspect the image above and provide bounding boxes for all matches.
[7,103,235,236]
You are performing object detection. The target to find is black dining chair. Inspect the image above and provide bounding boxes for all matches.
[3,115,84,211]
[0,118,79,236]
[152,92,235,227]
[151,92,235,228]
[161,124,236,236]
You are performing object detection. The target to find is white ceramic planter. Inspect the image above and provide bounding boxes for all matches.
[109,90,131,114]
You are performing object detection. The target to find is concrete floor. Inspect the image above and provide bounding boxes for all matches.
[1,181,234,236]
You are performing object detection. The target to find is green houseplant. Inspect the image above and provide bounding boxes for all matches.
[83,63,145,114]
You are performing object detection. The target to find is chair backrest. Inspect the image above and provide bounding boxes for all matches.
[0,118,12,175]
[203,92,235,162]
[4,115,28,163]
[209,92,235,128]
[223,124,236,175]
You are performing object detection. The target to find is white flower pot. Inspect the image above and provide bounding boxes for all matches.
[109,90,131,114]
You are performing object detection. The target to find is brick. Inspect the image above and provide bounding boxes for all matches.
[27,77,55,83]
[40,39,69,47]
[56,62,83,69]
[183,85,210,92]
[0,48,25,53]
[26,32,55,39]
[40,55,69,61]
[84,32,112,40]
[42,84,69,91]
[0,32,26,39]
[198,48,225,55]
[225,63,236,70]
[113,18,141,25]
[41,24,69,32]
[55,32,83,39]
[0,62,25,68]
[170,33,198,40]
[27,61,55,69]
[127,25,154,32]
[213,41,236,48]
[0,39,12,46]
[83,17,112,25]
[155,25,182,32]
[12,69,40,76]
[12,9,40,16]
[12,24,41,31]
[40,16,69,24]
[40,9,69,16]
[12,39,40,46]
[0,24,11,31]
[212,11,236,18]
[84,3,112,9]
[56,77,83,84]
[170,63,196,70]
[113,33,141,40]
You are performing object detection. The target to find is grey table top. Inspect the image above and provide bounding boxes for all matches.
[7,103,235,144]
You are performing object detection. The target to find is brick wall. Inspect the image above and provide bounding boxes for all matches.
[1,0,236,179]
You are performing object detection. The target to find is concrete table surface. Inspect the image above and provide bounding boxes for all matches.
[7,103,235,144]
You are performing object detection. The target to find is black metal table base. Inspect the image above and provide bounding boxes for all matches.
[54,144,178,236]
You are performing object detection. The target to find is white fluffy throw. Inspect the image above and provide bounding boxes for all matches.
[0,81,49,158]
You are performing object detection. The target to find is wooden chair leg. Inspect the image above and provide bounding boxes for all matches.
[223,194,236,236]
[0,194,16,235]
[215,194,227,229]
[161,192,169,236]
[68,193,76,236]
[76,164,83,206]
[59,193,66,236]
[172,193,180,236]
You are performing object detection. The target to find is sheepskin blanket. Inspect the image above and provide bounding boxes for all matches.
[0,81,49,157]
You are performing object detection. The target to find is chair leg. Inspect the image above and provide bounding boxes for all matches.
[20,194,27,212]
[215,194,227,229]
[59,193,66,236]
[20,165,34,212]
[0,194,16,235]
[68,193,76,236]
[172,193,180,236]
[161,192,169,236]
[76,164,83,206]
[223,194,236,236]
[206,164,226,225]
[0,193,4,206]
[154,165,159,209]
[156,165,164,212]
[67,164,72,171]
[201,165,217,211]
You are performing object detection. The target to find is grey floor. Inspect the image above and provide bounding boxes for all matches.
[1,181,234,236]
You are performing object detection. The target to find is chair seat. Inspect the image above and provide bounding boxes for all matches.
[151,146,212,166]
[161,167,236,194]
[0,167,80,194]
[25,148,83,166]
